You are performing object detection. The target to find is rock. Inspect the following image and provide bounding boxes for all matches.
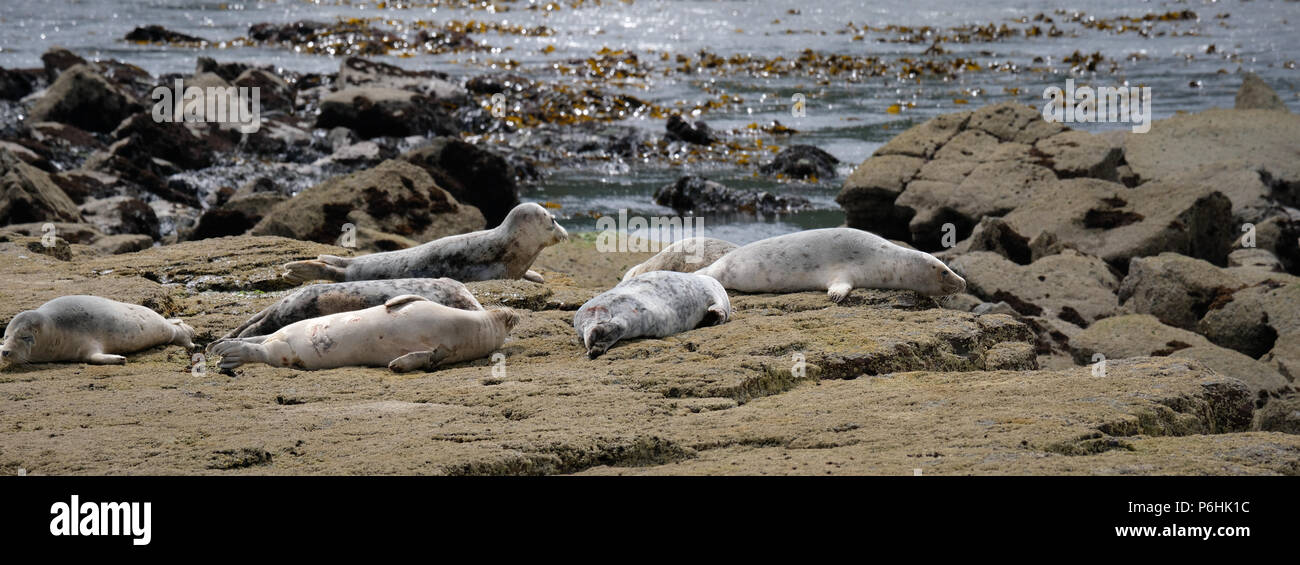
[983,341,1038,370]
[336,57,463,100]
[28,64,141,132]
[401,138,521,227]
[965,101,1066,144]
[247,20,331,44]
[1229,248,1284,272]
[1264,332,1300,382]
[74,235,344,292]
[1256,394,1300,434]
[190,181,288,241]
[1170,346,1292,407]
[758,145,839,180]
[1123,109,1300,190]
[950,250,1119,326]
[1032,130,1122,180]
[108,113,215,170]
[1197,281,1300,358]
[316,88,456,139]
[0,149,80,224]
[195,57,251,82]
[937,293,982,312]
[998,177,1234,269]
[1118,253,1244,330]
[653,175,810,216]
[91,234,154,255]
[1070,314,1213,364]
[664,115,715,145]
[836,154,923,240]
[0,67,39,100]
[874,111,969,158]
[78,196,159,238]
[0,221,101,244]
[40,47,87,80]
[953,216,1032,264]
[250,159,484,248]
[124,25,207,44]
[897,159,1056,248]
[1234,72,1289,113]
[232,68,294,113]
[972,301,1018,317]
[315,140,387,167]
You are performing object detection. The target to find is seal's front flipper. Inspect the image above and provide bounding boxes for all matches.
[283,260,347,284]
[523,270,545,283]
[704,303,730,325]
[87,353,127,365]
[167,318,196,349]
[387,346,451,373]
[317,254,352,267]
[384,295,431,311]
[827,280,853,303]
[209,340,268,369]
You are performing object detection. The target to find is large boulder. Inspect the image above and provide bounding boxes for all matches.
[27,64,141,132]
[896,159,1055,248]
[1256,394,1300,434]
[78,196,159,238]
[998,177,1234,269]
[189,178,288,240]
[1069,314,1213,364]
[1032,130,1122,180]
[250,159,484,248]
[316,88,457,139]
[1118,253,1245,330]
[836,154,923,240]
[653,175,810,216]
[0,149,80,224]
[1264,332,1300,382]
[949,249,1119,327]
[232,68,295,113]
[1123,108,1300,191]
[1170,346,1292,407]
[1234,72,1289,113]
[401,138,521,227]
[1198,281,1300,358]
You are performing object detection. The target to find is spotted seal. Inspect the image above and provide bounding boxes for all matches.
[573,271,731,359]
[218,277,482,340]
[282,202,568,284]
[1,295,194,366]
[695,228,965,302]
[621,237,738,282]
[209,295,518,372]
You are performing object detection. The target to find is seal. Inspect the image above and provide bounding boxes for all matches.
[281,203,568,284]
[695,228,965,302]
[209,295,518,372]
[573,271,731,359]
[621,237,738,282]
[217,277,482,340]
[1,295,195,366]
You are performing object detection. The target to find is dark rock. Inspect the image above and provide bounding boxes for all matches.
[759,144,840,180]
[124,25,208,44]
[28,64,141,133]
[78,196,160,238]
[40,47,87,81]
[664,115,715,145]
[401,137,521,227]
[336,57,463,100]
[0,149,80,224]
[0,67,40,100]
[653,175,811,216]
[316,88,457,139]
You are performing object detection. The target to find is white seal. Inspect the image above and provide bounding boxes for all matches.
[282,202,568,284]
[209,295,518,372]
[1,295,195,366]
[621,237,738,282]
[574,271,731,359]
[695,227,965,302]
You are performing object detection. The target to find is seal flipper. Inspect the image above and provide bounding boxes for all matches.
[827,279,853,303]
[317,254,352,267]
[384,295,431,310]
[523,270,545,283]
[223,307,270,340]
[283,260,347,284]
[87,352,126,365]
[209,339,269,369]
[167,319,196,349]
[387,346,451,373]
[701,303,730,326]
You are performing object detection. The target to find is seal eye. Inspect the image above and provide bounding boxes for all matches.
[21,336,34,345]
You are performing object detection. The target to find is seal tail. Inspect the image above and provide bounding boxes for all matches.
[209,339,268,370]
[283,259,347,284]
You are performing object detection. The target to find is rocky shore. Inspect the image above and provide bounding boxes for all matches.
[1,38,1299,474]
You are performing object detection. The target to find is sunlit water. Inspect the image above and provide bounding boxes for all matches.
[2,0,1297,243]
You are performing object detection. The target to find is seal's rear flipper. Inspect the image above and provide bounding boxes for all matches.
[209,339,268,369]
[167,318,196,349]
[384,295,431,310]
[523,270,545,283]
[827,280,853,303]
[318,255,352,267]
[701,304,730,326]
[283,260,347,284]
[387,346,451,372]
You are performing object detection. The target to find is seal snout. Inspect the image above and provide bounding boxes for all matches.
[940,268,966,295]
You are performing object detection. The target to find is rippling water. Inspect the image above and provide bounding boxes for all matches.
[2,0,1297,243]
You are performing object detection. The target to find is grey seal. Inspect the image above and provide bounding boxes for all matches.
[621,237,738,282]
[1,295,195,366]
[282,202,568,284]
[695,227,965,302]
[573,271,731,359]
[209,295,519,372]
[218,277,482,340]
